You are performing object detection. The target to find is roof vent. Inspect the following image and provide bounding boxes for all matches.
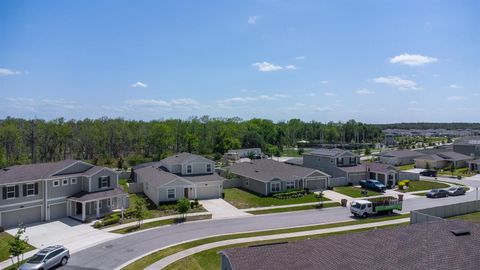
[254,169,259,173]
[2,168,9,171]
[451,229,470,236]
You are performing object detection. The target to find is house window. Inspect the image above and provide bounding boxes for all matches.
[53,180,60,187]
[167,188,176,199]
[245,179,249,186]
[286,181,295,190]
[337,158,344,165]
[62,179,69,186]
[186,165,192,174]
[26,183,35,196]
[71,178,77,184]
[98,201,102,209]
[476,145,480,151]
[107,199,111,207]
[6,186,16,199]
[99,176,110,188]
[206,164,212,173]
[271,183,281,192]
[350,157,356,164]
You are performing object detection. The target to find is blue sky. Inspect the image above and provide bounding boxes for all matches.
[0,0,479,123]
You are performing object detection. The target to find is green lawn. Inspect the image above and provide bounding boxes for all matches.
[449,211,480,224]
[396,164,415,171]
[0,232,35,262]
[402,180,450,193]
[246,202,341,215]
[223,188,330,209]
[119,178,129,192]
[112,214,212,234]
[333,186,381,198]
[438,167,476,177]
[121,214,409,270]
[164,223,408,270]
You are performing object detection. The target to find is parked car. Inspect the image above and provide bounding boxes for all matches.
[359,179,386,192]
[19,245,70,270]
[447,186,466,196]
[420,170,437,177]
[426,189,449,198]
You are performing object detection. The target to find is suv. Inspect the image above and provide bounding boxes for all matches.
[420,170,437,177]
[20,245,69,270]
[359,179,386,192]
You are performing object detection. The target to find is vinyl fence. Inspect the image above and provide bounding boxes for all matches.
[411,200,480,224]
[329,177,348,187]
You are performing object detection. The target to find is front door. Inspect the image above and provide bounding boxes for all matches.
[76,202,82,215]
[184,188,189,199]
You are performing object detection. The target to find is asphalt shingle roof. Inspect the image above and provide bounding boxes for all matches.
[454,136,480,146]
[376,150,426,158]
[134,166,181,188]
[227,159,327,182]
[68,187,126,202]
[160,152,212,166]
[220,220,480,270]
[0,159,82,184]
[307,148,354,158]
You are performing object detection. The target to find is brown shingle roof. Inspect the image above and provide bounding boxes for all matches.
[220,220,480,270]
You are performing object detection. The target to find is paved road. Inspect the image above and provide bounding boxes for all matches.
[65,176,480,270]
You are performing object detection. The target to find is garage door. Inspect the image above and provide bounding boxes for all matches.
[1,206,42,229]
[306,179,327,190]
[49,202,67,221]
[196,185,220,199]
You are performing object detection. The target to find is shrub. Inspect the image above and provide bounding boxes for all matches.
[93,221,104,228]
[103,216,120,226]
[194,198,199,206]
[190,201,195,209]
[272,190,306,199]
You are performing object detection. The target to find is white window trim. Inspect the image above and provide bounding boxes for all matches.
[186,165,193,175]
[286,181,295,190]
[206,163,212,173]
[6,185,16,200]
[62,178,69,186]
[167,188,176,199]
[271,182,281,192]
[98,200,103,209]
[107,199,111,207]
[70,178,77,185]
[53,180,60,187]
[99,176,109,188]
[26,183,35,197]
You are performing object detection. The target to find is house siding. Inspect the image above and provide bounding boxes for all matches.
[0,181,44,207]
[47,177,83,199]
[453,144,480,158]
[89,169,118,192]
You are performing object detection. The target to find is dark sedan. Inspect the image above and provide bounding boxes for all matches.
[426,189,449,198]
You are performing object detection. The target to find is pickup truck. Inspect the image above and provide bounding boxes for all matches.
[350,197,403,217]
[359,179,386,192]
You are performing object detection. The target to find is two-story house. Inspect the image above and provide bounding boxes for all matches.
[0,160,127,228]
[303,148,398,187]
[133,153,225,204]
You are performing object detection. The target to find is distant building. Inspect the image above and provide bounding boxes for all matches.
[414,151,474,170]
[453,136,480,158]
[219,220,480,270]
[224,148,263,161]
[375,150,426,166]
[384,133,396,146]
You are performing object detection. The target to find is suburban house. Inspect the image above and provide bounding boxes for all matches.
[219,220,480,270]
[224,148,263,161]
[468,159,480,172]
[375,150,426,166]
[134,153,224,204]
[225,159,330,196]
[453,136,480,158]
[303,148,399,186]
[0,160,127,228]
[414,151,474,169]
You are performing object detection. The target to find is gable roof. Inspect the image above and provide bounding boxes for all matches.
[160,152,213,166]
[454,136,480,146]
[307,148,357,158]
[220,220,480,270]
[227,159,328,183]
[337,162,397,174]
[135,166,184,188]
[0,159,89,185]
[416,151,473,162]
[376,150,426,158]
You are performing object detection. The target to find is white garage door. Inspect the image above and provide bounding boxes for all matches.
[1,206,42,229]
[49,202,67,221]
[196,185,220,199]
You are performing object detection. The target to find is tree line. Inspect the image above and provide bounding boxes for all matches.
[0,117,383,168]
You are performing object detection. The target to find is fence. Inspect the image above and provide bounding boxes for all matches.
[329,177,348,187]
[128,183,144,193]
[223,179,241,189]
[399,171,420,181]
[411,200,480,224]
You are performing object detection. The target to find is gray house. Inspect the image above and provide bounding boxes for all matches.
[226,159,330,196]
[375,150,426,166]
[453,136,480,158]
[134,153,224,204]
[303,148,399,186]
[414,151,474,170]
[0,160,127,228]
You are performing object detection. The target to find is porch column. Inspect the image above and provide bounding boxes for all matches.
[67,201,70,216]
[96,200,100,218]
[81,202,86,222]
[121,196,125,220]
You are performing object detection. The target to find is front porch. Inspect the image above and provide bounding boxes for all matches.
[67,188,128,222]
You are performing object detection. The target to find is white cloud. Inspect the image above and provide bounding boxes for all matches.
[216,94,288,104]
[356,89,375,95]
[306,92,316,97]
[123,98,201,111]
[295,56,305,60]
[407,107,425,112]
[314,104,343,112]
[252,62,283,72]
[5,97,81,111]
[446,96,467,101]
[449,84,461,89]
[389,53,438,66]
[409,100,418,105]
[372,76,421,90]
[131,81,148,88]
[284,65,297,70]
[324,92,335,96]
[247,15,260,24]
[0,68,21,76]
[321,80,329,84]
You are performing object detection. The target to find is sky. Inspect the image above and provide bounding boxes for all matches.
[0,0,479,123]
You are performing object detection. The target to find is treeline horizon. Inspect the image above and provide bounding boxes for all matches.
[0,116,383,168]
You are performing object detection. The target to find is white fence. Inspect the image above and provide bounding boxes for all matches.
[329,177,348,187]
[411,200,480,224]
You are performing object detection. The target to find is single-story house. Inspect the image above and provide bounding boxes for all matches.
[414,151,474,169]
[226,159,330,196]
[134,153,224,203]
[219,220,480,270]
[375,150,426,166]
[468,159,480,172]
[453,136,480,158]
[333,162,399,187]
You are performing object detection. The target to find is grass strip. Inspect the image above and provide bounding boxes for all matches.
[112,214,212,234]
[246,202,341,215]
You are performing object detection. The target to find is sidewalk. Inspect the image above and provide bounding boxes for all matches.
[102,212,212,232]
[322,190,353,203]
[142,217,410,270]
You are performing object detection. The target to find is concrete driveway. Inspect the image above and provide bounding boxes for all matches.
[200,199,251,219]
[6,218,121,253]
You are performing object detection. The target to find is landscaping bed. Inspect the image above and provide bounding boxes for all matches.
[223,188,330,209]
[246,202,341,215]
[333,186,381,198]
